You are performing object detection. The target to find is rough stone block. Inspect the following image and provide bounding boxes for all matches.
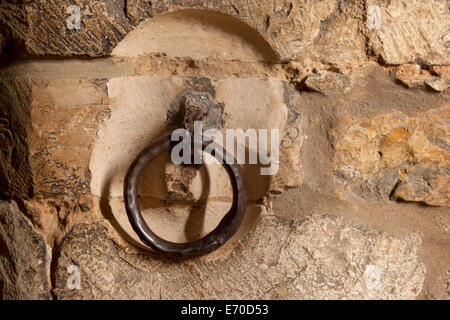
[332,108,450,206]
[53,214,426,299]
[0,200,51,300]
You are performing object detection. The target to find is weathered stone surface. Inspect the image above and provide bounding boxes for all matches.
[447,270,450,298]
[395,64,435,88]
[29,78,110,199]
[164,163,198,202]
[366,0,450,65]
[0,200,51,300]
[3,0,449,67]
[89,75,295,245]
[54,214,425,299]
[0,78,110,200]
[332,108,450,206]
[271,82,304,191]
[2,0,133,56]
[424,78,450,93]
[0,79,33,199]
[22,195,103,246]
[1,0,367,66]
[392,165,449,207]
[302,0,366,70]
[431,66,450,79]
[304,71,351,96]
[395,64,450,91]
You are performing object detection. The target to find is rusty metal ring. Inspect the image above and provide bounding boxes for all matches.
[124,134,247,260]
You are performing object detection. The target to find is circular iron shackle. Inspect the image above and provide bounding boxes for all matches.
[124,134,247,260]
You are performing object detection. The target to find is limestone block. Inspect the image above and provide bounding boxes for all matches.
[366,0,450,65]
[304,71,352,96]
[53,214,426,299]
[30,79,110,198]
[0,79,33,199]
[332,108,450,206]
[0,0,368,66]
[0,200,52,300]
[112,9,277,61]
[395,64,450,91]
[0,78,110,200]
[89,75,297,245]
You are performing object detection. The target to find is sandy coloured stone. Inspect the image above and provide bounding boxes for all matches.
[425,78,449,92]
[332,108,450,206]
[0,79,33,199]
[304,71,351,96]
[29,79,110,199]
[0,200,52,300]
[392,165,449,207]
[0,0,366,66]
[0,78,110,200]
[394,64,449,91]
[367,0,450,65]
[53,214,426,299]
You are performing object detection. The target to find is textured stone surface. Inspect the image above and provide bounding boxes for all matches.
[0,200,52,300]
[0,79,33,199]
[271,82,304,191]
[392,165,449,207]
[2,0,449,68]
[0,78,110,200]
[0,1,448,300]
[395,64,450,91]
[164,163,198,202]
[367,0,450,65]
[447,270,450,298]
[29,79,110,198]
[53,214,425,299]
[332,108,450,206]
[1,0,133,56]
[304,71,351,96]
[0,0,362,66]
[89,75,296,246]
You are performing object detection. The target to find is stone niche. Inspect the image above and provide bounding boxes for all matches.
[93,75,290,245]
[89,9,300,246]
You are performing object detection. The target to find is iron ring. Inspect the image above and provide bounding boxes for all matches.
[124,134,247,260]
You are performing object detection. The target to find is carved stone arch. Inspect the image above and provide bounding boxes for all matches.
[113,8,278,61]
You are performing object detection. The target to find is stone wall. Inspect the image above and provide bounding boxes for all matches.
[0,0,449,300]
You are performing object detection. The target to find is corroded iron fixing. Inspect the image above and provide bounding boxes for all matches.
[124,88,245,259]
[124,135,247,260]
